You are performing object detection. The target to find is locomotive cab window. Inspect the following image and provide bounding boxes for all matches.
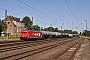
[21,32,27,34]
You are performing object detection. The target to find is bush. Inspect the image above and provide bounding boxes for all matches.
[9,35,20,39]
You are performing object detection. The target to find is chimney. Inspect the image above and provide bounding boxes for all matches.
[18,18,20,22]
[5,10,7,18]
[32,17,33,25]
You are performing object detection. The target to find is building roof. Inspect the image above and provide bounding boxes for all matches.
[4,16,20,22]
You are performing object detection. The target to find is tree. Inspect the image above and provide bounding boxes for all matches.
[58,30,62,33]
[44,28,48,31]
[48,27,54,32]
[0,19,7,36]
[72,31,78,34]
[87,31,90,37]
[31,25,40,31]
[82,30,86,36]
[21,16,32,29]
[0,19,3,36]
[82,30,90,37]
[64,29,72,33]
[54,28,58,32]
[2,20,7,31]
[40,27,43,31]
[80,32,82,35]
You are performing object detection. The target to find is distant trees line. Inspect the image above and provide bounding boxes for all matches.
[0,16,90,37]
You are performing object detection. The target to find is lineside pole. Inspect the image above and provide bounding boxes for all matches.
[86,20,87,37]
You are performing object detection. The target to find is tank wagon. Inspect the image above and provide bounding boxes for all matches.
[41,31,56,39]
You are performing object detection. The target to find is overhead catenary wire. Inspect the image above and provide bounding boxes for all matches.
[65,0,78,22]
[64,0,81,32]
[67,0,77,17]
[66,0,86,32]
[17,0,56,21]
[5,0,56,28]
[17,0,73,30]
[67,0,79,25]
[35,0,63,20]
[35,0,67,25]
[35,0,79,31]
[0,8,44,26]
[6,0,33,16]
[35,0,63,24]
[5,0,50,26]
[6,0,57,24]
[0,0,79,31]
[0,8,52,29]
[16,0,66,28]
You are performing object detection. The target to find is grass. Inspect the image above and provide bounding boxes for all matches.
[0,36,7,39]
[80,36,90,39]
[0,35,20,39]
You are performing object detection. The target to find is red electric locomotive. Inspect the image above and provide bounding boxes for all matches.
[20,30,42,40]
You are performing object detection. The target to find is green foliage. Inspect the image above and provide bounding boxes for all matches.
[54,28,58,32]
[21,16,32,29]
[0,19,3,32]
[58,30,62,33]
[64,29,72,33]
[87,31,90,37]
[0,19,7,36]
[72,31,78,34]
[44,28,48,31]
[48,27,54,32]
[82,30,90,37]
[40,27,43,31]
[2,20,7,31]
[31,25,40,30]
[85,30,90,37]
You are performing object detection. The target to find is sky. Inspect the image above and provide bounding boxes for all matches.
[0,0,90,33]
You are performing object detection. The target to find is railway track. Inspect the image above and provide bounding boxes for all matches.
[0,38,74,60]
[33,38,83,60]
[51,39,83,60]
[0,38,67,47]
[0,37,81,60]
[0,38,70,53]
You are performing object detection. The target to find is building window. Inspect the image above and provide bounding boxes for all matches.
[8,22,10,24]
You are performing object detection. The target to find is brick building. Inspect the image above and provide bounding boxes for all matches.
[4,16,25,35]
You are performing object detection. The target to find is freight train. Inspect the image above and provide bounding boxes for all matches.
[20,30,77,40]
